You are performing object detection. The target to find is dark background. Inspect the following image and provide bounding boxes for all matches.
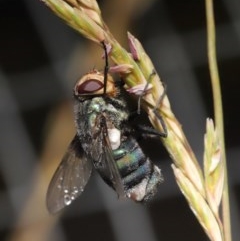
[0,0,239,241]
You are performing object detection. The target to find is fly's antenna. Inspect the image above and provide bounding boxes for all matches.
[101,41,109,95]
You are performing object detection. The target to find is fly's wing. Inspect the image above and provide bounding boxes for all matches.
[92,117,125,199]
[46,135,92,214]
[102,135,126,199]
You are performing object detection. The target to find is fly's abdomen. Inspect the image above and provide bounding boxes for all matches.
[113,137,163,202]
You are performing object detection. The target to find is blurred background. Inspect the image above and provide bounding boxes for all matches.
[0,0,239,240]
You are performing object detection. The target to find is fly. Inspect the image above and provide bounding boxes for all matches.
[46,42,167,214]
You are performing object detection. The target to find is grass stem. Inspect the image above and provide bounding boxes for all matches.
[205,0,231,240]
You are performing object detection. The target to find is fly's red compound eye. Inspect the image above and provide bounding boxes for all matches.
[76,79,104,94]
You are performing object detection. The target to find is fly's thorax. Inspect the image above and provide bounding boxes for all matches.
[84,97,129,129]
[86,97,105,113]
[73,96,104,129]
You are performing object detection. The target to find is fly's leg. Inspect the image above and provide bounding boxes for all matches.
[137,71,156,114]
[128,71,155,121]
[130,72,168,138]
[135,124,167,138]
[151,82,168,138]
[101,41,109,95]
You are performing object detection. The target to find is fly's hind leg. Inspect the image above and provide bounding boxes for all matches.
[135,124,166,139]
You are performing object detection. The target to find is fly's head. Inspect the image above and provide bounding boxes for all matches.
[74,70,118,101]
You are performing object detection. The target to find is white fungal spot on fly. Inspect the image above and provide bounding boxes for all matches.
[108,128,121,150]
[127,179,148,201]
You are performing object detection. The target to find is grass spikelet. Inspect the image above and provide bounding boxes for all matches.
[41,0,105,42]
[172,165,223,241]
[204,118,224,216]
